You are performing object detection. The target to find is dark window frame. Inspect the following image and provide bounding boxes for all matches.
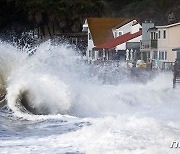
[163,30,166,39]
[158,30,161,39]
[89,33,92,40]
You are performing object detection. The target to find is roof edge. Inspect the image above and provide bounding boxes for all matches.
[156,22,180,28]
[94,30,142,49]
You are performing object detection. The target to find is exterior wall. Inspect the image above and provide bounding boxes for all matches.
[112,20,141,38]
[169,25,180,47]
[117,20,140,34]
[168,25,180,61]
[114,21,141,51]
[82,19,88,32]
[85,19,142,62]
[95,51,99,60]
[112,30,123,38]
[157,28,168,62]
[142,22,154,40]
[86,27,95,61]
[131,24,140,34]
[116,21,133,35]
[158,24,180,62]
[116,35,142,51]
[140,22,156,63]
[116,43,126,50]
[157,29,168,51]
[128,35,142,43]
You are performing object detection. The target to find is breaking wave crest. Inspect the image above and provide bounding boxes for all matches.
[0,40,179,119]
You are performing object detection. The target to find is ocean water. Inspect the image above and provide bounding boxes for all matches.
[0,40,180,154]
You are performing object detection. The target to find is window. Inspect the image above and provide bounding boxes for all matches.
[151,32,156,40]
[163,30,166,39]
[165,51,167,60]
[99,50,103,57]
[89,50,92,57]
[92,50,95,59]
[114,31,123,37]
[151,32,153,40]
[162,52,164,60]
[158,30,161,39]
[155,33,158,39]
[89,33,92,40]
[148,52,150,59]
[114,32,117,38]
[160,51,163,60]
[153,51,157,59]
[119,31,123,36]
[159,51,167,60]
[159,51,162,60]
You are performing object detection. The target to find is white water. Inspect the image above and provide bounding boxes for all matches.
[0,40,180,154]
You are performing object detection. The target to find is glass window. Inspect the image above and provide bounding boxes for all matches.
[119,31,123,36]
[151,32,153,40]
[154,32,156,39]
[163,30,166,39]
[99,50,103,57]
[89,50,92,57]
[153,51,157,59]
[165,51,167,60]
[158,30,160,39]
[159,51,163,60]
[114,32,117,38]
[150,32,156,40]
[155,33,158,39]
[162,52,164,60]
[92,51,95,59]
[159,51,166,60]
[89,33,92,40]
[159,51,162,60]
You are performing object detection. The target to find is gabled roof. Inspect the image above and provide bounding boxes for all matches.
[94,30,142,49]
[87,18,132,46]
[112,19,133,29]
[132,21,139,26]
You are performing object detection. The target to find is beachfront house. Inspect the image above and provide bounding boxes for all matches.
[156,22,180,63]
[140,22,180,69]
[140,21,158,63]
[173,47,180,60]
[82,18,142,63]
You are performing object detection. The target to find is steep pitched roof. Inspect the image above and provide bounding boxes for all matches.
[87,18,131,46]
[112,18,133,29]
[94,30,142,49]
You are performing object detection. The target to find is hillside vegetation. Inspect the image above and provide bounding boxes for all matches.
[0,0,179,36]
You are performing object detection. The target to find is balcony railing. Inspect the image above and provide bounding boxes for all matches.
[140,40,157,50]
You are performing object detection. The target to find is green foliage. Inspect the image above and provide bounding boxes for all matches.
[0,0,179,34]
[2,0,104,33]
